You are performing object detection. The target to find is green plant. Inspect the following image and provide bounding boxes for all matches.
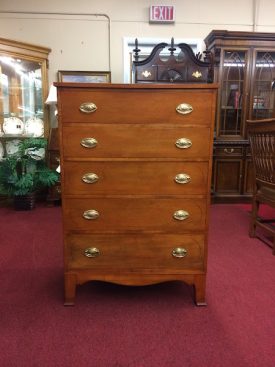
[0,138,59,196]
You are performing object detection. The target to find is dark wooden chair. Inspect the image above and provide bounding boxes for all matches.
[247,118,275,255]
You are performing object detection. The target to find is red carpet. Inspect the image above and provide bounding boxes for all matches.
[0,203,274,367]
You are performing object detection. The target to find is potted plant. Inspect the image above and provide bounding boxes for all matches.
[0,137,59,210]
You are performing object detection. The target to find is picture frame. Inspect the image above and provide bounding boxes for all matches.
[57,70,111,83]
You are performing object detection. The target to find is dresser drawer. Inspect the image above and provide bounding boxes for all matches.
[62,125,211,159]
[58,88,215,125]
[215,146,243,156]
[63,161,209,195]
[66,233,205,272]
[63,197,207,232]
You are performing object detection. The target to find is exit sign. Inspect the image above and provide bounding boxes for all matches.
[150,5,175,23]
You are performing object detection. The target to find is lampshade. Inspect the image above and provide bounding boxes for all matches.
[45,84,57,105]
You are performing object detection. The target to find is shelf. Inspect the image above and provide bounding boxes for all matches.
[0,134,45,139]
[252,107,272,110]
[221,106,242,110]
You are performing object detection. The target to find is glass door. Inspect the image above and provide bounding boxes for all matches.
[250,50,275,120]
[217,49,249,139]
[0,38,50,163]
[0,56,44,134]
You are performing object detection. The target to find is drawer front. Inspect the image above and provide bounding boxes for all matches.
[66,233,205,271]
[62,197,207,232]
[63,161,209,195]
[215,147,243,156]
[62,125,211,159]
[59,88,215,125]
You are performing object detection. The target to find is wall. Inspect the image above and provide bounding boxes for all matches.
[1,0,275,84]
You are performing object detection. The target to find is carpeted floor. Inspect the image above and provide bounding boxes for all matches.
[0,203,274,367]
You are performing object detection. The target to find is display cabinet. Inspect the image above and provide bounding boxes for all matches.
[0,38,51,160]
[204,30,275,202]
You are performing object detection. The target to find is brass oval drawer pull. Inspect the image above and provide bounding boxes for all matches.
[175,138,192,149]
[174,173,191,184]
[82,173,99,184]
[172,247,187,258]
[224,148,234,154]
[83,209,99,220]
[81,138,98,148]
[84,247,100,258]
[176,103,193,115]
[173,210,189,221]
[79,102,97,114]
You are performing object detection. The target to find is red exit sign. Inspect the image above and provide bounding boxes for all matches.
[150,5,175,23]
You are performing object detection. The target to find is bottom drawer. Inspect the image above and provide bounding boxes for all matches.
[65,233,205,272]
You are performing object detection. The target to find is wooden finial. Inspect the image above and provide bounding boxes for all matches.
[168,37,176,55]
[133,38,141,61]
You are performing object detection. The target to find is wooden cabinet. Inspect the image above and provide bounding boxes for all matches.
[212,141,253,199]
[56,83,217,306]
[205,30,275,202]
[0,38,51,160]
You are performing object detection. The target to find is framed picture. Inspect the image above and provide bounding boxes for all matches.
[57,70,111,83]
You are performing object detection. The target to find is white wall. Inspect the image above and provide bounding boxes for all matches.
[1,0,275,83]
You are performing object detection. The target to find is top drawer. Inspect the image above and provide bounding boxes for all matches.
[58,88,215,125]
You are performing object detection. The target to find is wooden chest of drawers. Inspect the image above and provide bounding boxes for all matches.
[56,83,217,306]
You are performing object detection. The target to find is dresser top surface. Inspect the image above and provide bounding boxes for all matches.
[54,82,218,90]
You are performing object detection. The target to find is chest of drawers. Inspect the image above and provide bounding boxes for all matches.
[56,83,217,306]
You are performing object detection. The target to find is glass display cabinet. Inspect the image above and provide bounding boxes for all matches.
[0,38,51,160]
[204,30,275,203]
